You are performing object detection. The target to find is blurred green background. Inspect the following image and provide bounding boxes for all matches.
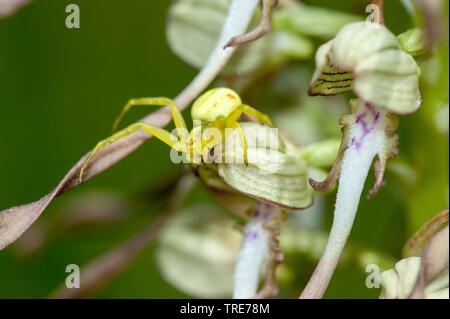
[0,0,448,298]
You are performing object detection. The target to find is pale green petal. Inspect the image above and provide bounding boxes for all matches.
[218,123,313,210]
[355,49,419,75]
[332,22,399,70]
[156,204,241,298]
[167,0,229,70]
[310,22,422,113]
[354,72,421,114]
[380,257,421,299]
[354,49,421,113]
[379,256,449,299]
[379,269,401,299]
[219,159,312,210]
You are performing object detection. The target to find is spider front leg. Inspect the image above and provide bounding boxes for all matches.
[224,105,274,165]
[112,97,187,137]
[237,104,274,127]
[230,122,249,165]
[225,111,249,165]
[79,122,183,183]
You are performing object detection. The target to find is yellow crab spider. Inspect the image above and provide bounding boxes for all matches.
[78,87,274,182]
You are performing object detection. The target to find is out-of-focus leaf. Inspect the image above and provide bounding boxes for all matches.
[273,3,362,39]
[167,0,230,70]
[398,28,429,57]
[309,22,421,115]
[218,123,313,210]
[166,0,314,75]
[209,189,255,218]
[156,204,241,298]
[405,37,449,232]
[225,30,314,74]
[299,139,340,168]
[434,103,449,134]
[273,87,347,145]
[265,31,314,63]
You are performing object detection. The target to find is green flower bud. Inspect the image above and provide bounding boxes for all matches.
[299,139,341,168]
[398,28,429,57]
